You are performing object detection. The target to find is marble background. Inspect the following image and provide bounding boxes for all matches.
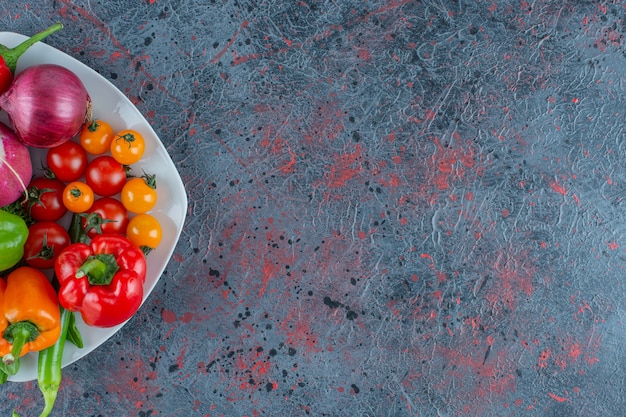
[1,1,625,416]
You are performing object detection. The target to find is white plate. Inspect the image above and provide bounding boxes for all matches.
[0,31,188,382]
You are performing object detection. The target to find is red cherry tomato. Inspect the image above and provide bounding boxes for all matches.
[23,177,68,222]
[83,197,129,238]
[46,141,88,182]
[85,155,128,197]
[23,221,71,269]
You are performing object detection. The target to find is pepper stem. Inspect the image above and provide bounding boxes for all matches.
[0,23,63,73]
[2,321,39,374]
[76,254,119,285]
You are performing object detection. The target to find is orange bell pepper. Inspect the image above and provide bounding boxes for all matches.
[0,266,61,375]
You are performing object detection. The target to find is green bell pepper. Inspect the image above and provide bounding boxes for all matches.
[0,209,28,272]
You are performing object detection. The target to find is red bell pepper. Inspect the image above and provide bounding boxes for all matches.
[54,234,147,328]
[0,23,63,95]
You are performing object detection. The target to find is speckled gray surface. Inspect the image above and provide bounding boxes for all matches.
[1,1,626,416]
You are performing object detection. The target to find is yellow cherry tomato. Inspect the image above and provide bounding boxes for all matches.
[110,129,145,165]
[79,119,115,155]
[62,181,95,213]
[126,213,163,252]
[121,174,157,213]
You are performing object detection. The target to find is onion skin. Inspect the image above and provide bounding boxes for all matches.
[0,122,32,206]
[0,64,92,148]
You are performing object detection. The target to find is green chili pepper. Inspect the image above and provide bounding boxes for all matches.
[0,209,28,272]
[66,310,83,349]
[68,212,88,244]
[35,306,71,417]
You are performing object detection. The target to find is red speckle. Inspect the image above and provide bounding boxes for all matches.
[180,312,194,324]
[607,241,619,250]
[538,348,551,368]
[548,392,569,403]
[259,256,280,297]
[356,48,371,60]
[569,343,581,361]
[161,309,176,324]
[549,181,567,195]
[109,51,123,62]
[325,144,363,188]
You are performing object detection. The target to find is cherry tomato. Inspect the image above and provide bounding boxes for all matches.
[110,129,145,165]
[126,213,162,252]
[63,181,95,213]
[46,140,88,182]
[24,177,67,222]
[85,156,127,197]
[121,174,157,213]
[23,221,71,269]
[79,119,115,155]
[83,197,129,238]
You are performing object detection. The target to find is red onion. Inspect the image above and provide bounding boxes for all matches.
[0,121,32,206]
[0,64,92,148]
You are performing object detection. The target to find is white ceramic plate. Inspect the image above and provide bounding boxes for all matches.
[0,31,188,382]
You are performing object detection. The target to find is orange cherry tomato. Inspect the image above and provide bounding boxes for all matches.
[62,181,95,213]
[110,129,145,165]
[126,213,162,252]
[79,119,115,155]
[120,174,157,213]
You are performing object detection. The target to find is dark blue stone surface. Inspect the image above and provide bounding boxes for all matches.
[1,1,625,416]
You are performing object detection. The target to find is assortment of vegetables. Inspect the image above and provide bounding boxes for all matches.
[0,23,164,416]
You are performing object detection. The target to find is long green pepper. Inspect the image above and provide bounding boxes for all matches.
[34,214,88,416]
[36,306,71,417]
